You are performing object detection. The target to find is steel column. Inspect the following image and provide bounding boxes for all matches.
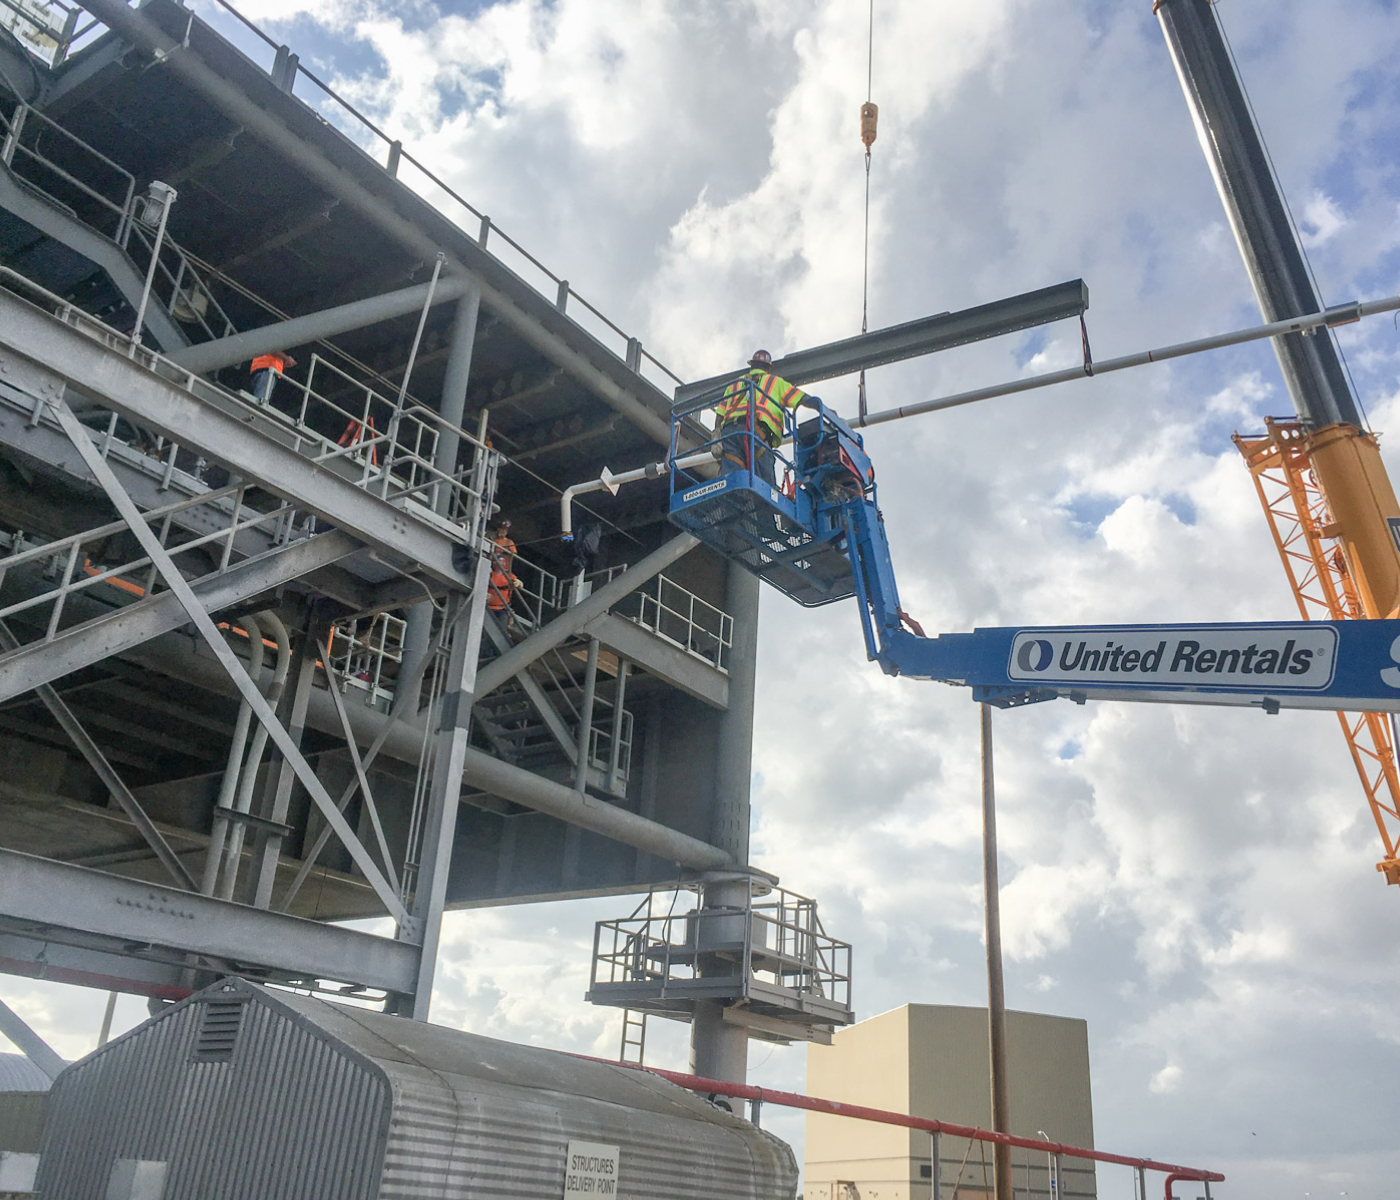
[574,637,600,793]
[690,563,760,1082]
[49,395,411,924]
[247,612,328,908]
[608,658,629,792]
[400,557,492,1019]
[167,277,474,375]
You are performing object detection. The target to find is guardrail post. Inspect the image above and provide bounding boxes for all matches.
[930,1130,941,1200]
[478,213,492,247]
[386,139,402,177]
[53,8,81,66]
[1,105,27,167]
[625,336,642,372]
[556,279,570,312]
[271,45,299,93]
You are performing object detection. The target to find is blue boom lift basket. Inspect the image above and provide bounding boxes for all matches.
[667,381,877,608]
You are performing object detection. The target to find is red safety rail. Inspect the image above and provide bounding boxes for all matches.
[594,1059,1225,1199]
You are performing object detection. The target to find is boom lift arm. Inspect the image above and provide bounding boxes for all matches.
[666,382,1400,717]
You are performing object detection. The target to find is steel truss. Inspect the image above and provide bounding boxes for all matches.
[1235,419,1400,884]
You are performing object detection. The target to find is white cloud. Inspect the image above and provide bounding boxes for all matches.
[19,2,1400,1197]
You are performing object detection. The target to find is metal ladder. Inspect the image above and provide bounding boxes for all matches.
[618,1008,647,1065]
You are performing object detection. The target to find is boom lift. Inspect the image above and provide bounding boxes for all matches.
[667,384,1400,718]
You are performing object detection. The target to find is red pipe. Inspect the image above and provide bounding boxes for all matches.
[588,1057,1225,1185]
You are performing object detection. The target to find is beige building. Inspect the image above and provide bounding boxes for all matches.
[805,1004,1096,1200]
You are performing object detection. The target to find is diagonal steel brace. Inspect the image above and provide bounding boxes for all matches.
[48,396,410,925]
[0,620,196,890]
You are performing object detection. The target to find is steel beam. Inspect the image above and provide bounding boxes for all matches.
[0,996,66,1081]
[0,531,359,703]
[582,611,728,709]
[456,746,732,871]
[674,280,1090,404]
[0,848,418,994]
[73,0,676,446]
[167,276,474,375]
[0,292,469,587]
[49,394,413,925]
[474,533,699,701]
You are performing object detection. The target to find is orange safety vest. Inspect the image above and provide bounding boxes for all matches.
[492,533,517,572]
[250,353,290,375]
[487,567,518,610]
[715,369,808,446]
[338,416,378,466]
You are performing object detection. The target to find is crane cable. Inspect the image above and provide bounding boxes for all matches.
[858,0,878,423]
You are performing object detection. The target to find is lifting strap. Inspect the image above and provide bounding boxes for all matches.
[858,0,877,424]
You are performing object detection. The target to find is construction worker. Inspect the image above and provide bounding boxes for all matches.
[713,349,814,489]
[491,519,517,573]
[487,560,521,619]
[249,351,296,403]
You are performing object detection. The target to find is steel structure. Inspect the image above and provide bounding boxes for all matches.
[0,0,772,1054]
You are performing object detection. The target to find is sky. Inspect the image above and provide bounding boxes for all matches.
[6,1,1400,1197]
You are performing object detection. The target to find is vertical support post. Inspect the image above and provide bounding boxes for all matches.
[1053,1153,1063,1200]
[574,637,600,792]
[397,551,492,1020]
[1,104,27,167]
[690,562,760,1084]
[97,991,118,1047]
[556,279,570,312]
[931,1130,941,1200]
[386,140,402,176]
[1136,1166,1146,1200]
[270,45,299,93]
[608,658,629,791]
[131,182,176,348]
[982,702,1012,1200]
[625,336,642,372]
[247,611,327,908]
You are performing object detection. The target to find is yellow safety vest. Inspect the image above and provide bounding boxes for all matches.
[715,370,808,446]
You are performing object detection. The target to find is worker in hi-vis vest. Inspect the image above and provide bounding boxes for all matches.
[713,349,814,489]
[249,351,296,403]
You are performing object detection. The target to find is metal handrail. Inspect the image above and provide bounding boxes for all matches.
[0,267,495,537]
[196,0,684,390]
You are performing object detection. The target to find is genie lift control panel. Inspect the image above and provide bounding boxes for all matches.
[668,381,1400,714]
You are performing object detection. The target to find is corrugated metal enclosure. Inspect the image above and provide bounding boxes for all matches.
[36,978,798,1199]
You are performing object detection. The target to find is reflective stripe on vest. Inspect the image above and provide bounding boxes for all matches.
[716,371,800,441]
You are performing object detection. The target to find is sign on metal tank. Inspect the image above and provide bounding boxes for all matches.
[563,1140,620,1199]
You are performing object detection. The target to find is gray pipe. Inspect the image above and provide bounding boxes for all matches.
[219,612,290,900]
[74,0,674,446]
[200,614,265,895]
[168,278,472,376]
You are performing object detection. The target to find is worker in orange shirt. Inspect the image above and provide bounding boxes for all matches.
[491,519,516,570]
[249,351,296,403]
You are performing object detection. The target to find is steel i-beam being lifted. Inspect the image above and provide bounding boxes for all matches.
[47,395,413,926]
[674,280,1090,405]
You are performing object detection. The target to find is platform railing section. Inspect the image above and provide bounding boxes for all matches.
[613,574,733,672]
[0,269,498,540]
[0,0,95,65]
[195,0,684,394]
[328,612,406,708]
[0,82,239,348]
[590,884,853,1013]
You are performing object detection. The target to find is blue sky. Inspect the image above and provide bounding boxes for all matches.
[7,2,1400,1197]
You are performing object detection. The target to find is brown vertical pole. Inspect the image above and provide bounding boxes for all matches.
[981,702,1013,1200]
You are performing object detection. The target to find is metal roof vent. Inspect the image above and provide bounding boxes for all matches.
[191,1000,244,1063]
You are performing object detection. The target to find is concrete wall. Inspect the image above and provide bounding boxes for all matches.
[805,1004,1096,1200]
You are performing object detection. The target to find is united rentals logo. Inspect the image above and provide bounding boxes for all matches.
[681,478,729,503]
[1007,625,1337,690]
